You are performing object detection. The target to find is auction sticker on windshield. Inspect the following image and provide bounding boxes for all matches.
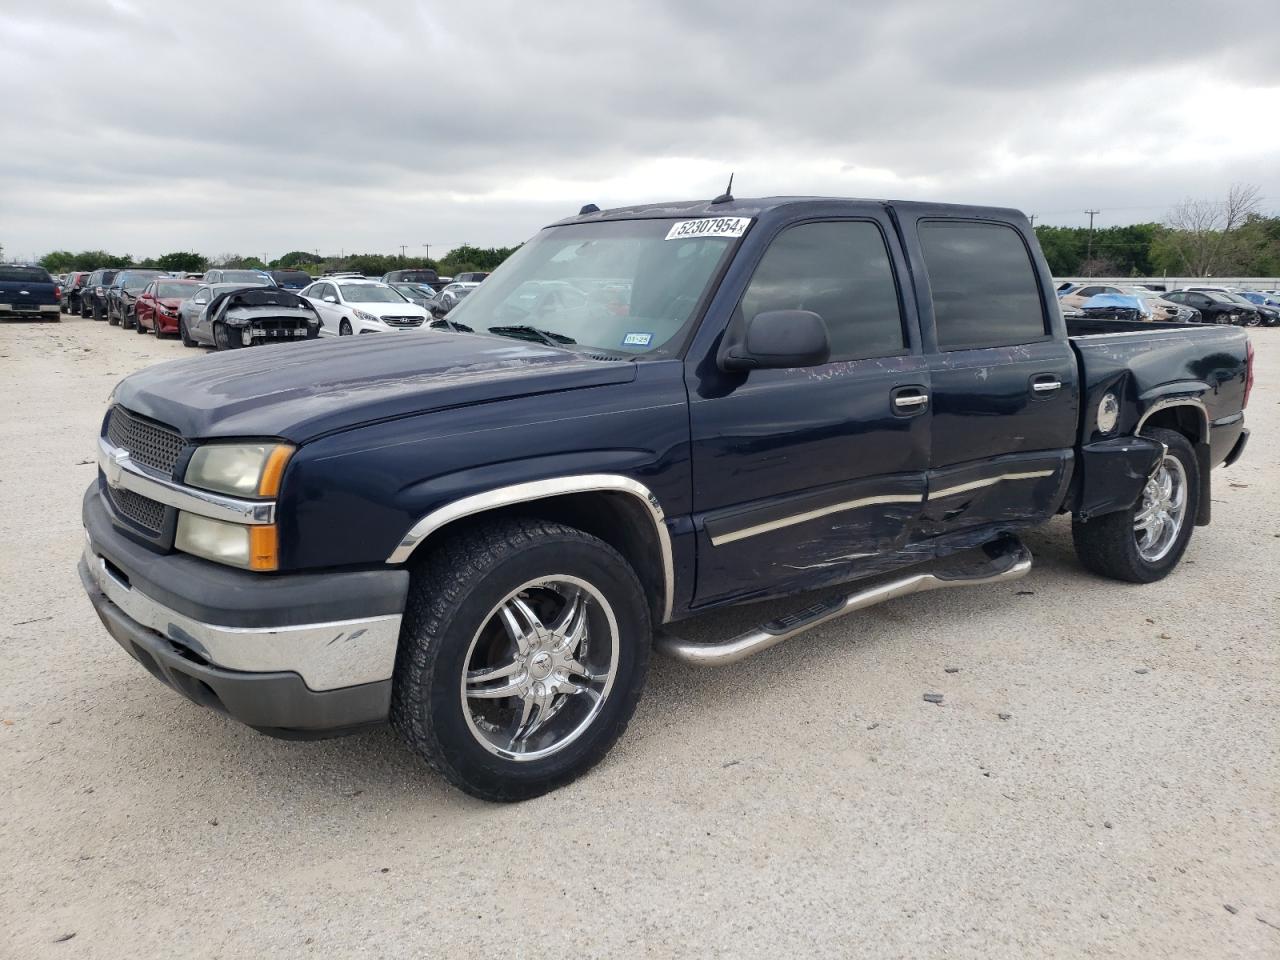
[664,217,752,240]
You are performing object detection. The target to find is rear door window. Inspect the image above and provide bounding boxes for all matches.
[918,220,1047,351]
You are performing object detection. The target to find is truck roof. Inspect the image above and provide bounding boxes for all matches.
[551,196,1027,227]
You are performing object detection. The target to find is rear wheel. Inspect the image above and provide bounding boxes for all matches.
[1072,427,1199,583]
[134,313,148,334]
[391,517,651,802]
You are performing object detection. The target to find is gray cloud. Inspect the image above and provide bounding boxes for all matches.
[2,0,1278,261]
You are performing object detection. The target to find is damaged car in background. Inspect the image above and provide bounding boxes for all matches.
[181,285,320,350]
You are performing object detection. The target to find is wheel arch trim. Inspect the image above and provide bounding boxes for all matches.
[1134,397,1209,443]
[386,475,675,623]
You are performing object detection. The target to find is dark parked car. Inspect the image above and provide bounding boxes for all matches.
[0,264,60,320]
[1212,291,1278,326]
[182,285,320,349]
[382,268,440,286]
[80,195,1251,802]
[134,279,203,337]
[81,268,120,320]
[267,270,314,290]
[61,271,92,314]
[453,271,490,283]
[1164,290,1255,325]
[390,281,436,307]
[107,270,165,327]
[203,268,276,286]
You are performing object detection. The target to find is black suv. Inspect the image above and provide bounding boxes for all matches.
[61,271,92,314]
[107,270,165,328]
[81,269,120,320]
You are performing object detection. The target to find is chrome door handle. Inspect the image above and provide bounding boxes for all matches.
[893,393,929,409]
[1032,379,1062,393]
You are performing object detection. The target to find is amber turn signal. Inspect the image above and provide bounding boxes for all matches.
[257,445,294,498]
[248,525,279,572]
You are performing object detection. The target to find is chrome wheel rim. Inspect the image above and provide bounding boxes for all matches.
[1134,454,1187,562]
[461,576,618,761]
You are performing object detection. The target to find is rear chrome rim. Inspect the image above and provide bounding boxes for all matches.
[461,576,618,762]
[1134,454,1187,562]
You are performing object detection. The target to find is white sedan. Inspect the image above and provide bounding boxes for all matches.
[299,278,432,336]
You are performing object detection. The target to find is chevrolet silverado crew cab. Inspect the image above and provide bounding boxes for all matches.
[79,196,1253,801]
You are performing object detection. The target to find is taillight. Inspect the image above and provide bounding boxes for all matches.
[54,285,61,301]
[1243,339,1254,409]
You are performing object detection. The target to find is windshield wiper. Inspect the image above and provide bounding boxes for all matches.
[487,324,577,347]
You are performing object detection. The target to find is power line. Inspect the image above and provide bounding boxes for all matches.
[1084,210,1101,276]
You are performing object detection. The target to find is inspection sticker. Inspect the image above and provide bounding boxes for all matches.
[622,332,653,347]
[664,217,752,241]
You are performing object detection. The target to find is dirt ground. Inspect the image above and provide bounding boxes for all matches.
[1,314,1277,959]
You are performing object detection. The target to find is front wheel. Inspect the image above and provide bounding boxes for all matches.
[179,316,197,347]
[339,319,352,336]
[391,518,651,802]
[213,322,241,350]
[93,301,105,321]
[1072,427,1199,583]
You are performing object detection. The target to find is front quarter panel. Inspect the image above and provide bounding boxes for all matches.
[275,361,692,573]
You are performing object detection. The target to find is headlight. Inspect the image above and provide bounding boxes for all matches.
[176,513,278,571]
[1097,392,1120,434]
[185,442,293,497]
[353,309,384,324]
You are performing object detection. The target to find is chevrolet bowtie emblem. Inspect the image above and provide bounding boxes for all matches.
[105,449,128,488]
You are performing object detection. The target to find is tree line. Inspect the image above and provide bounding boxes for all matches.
[37,244,522,279]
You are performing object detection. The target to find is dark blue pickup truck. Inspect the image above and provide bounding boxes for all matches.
[79,196,1253,800]
[0,265,61,320]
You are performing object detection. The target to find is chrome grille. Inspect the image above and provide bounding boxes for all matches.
[106,406,185,476]
[381,315,425,328]
[108,486,166,534]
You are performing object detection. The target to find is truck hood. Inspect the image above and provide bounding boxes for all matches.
[113,331,637,443]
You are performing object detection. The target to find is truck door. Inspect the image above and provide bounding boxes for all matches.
[686,215,931,606]
[901,213,1077,543]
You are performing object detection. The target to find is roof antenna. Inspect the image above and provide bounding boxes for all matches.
[711,173,734,204]
[578,203,600,215]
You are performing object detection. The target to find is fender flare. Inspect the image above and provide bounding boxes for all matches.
[386,474,675,623]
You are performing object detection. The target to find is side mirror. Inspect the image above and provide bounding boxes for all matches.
[323,295,337,303]
[719,310,831,372]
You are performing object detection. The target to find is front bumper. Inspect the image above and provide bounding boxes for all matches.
[81,485,410,735]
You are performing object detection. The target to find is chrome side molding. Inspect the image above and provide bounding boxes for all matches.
[657,537,1032,667]
[386,474,675,623]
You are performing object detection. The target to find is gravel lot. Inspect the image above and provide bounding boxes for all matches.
[2,315,1277,959]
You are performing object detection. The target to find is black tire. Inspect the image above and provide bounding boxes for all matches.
[92,301,105,321]
[1072,427,1199,584]
[213,322,241,350]
[339,319,352,336]
[391,517,651,802]
[179,316,197,347]
[123,308,136,330]
[135,313,148,334]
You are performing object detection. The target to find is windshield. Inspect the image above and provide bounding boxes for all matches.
[123,275,159,290]
[446,218,742,355]
[156,281,198,298]
[340,283,407,303]
[222,270,269,282]
[393,283,431,297]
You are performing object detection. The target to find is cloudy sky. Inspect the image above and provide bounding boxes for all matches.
[3,0,1278,262]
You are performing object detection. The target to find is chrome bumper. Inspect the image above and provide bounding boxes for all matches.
[81,537,402,691]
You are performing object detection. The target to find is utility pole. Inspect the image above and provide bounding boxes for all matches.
[422,243,430,262]
[1084,209,1101,277]
[1029,214,1037,227]
[399,244,407,259]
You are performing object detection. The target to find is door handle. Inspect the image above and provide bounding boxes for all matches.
[1031,377,1062,394]
[891,387,930,414]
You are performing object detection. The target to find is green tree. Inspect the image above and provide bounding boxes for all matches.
[276,250,323,269]
[156,251,207,272]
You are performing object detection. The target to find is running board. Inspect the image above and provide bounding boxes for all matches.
[656,536,1033,667]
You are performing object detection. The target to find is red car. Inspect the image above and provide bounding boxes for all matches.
[134,279,203,337]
